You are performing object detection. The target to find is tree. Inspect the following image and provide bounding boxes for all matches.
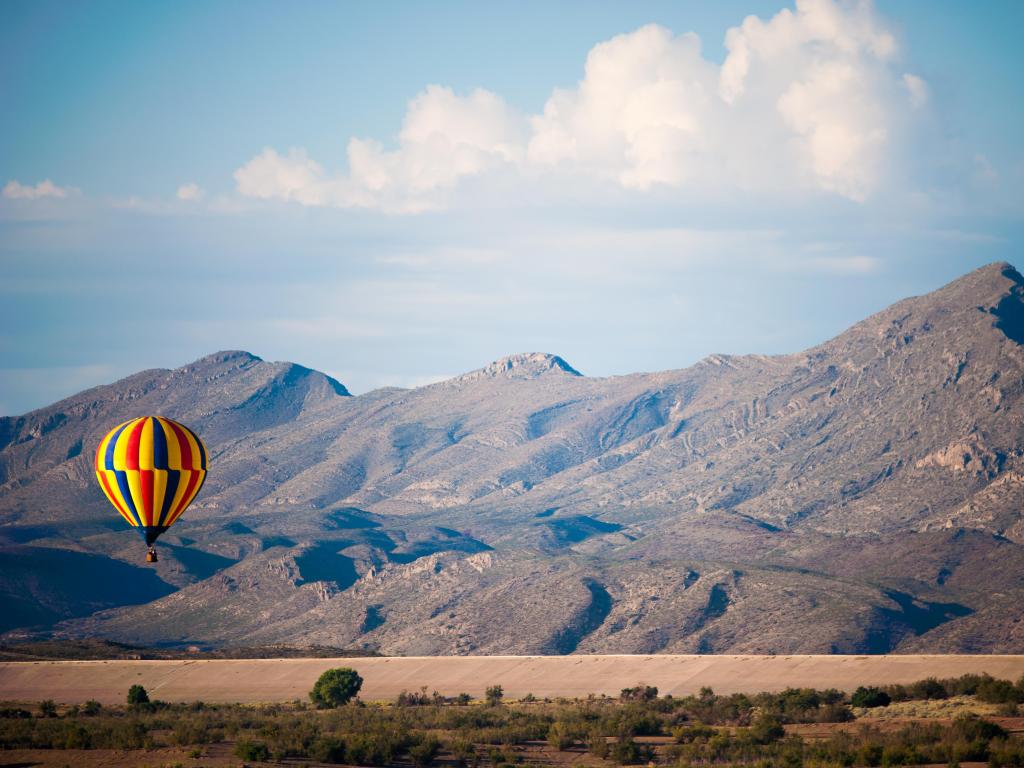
[309,667,363,708]
[39,699,57,718]
[485,684,504,706]
[851,686,891,708]
[126,685,149,706]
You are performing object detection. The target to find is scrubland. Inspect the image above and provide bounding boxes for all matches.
[4,673,1024,767]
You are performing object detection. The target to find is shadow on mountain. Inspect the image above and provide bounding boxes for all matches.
[551,578,613,654]
[0,545,175,634]
[540,515,623,547]
[161,545,237,581]
[387,528,492,565]
[294,542,359,590]
[991,270,1024,344]
[324,508,381,530]
[862,590,973,653]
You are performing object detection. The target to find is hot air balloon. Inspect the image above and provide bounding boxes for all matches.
[94,416,208,563]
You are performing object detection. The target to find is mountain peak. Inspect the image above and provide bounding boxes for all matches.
[455,353,582,384]
[187,350,263,368]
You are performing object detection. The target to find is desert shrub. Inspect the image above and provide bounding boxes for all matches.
[456,692,472,705]
[171,717,223,746]
[610,735,656,765]
[589,731,610,758]
[126,684,149,706]
[409,735,442,767]
[547,720,577,749]
[750,714,786,744]
[309,667,363,708]
[39,699,57,718]
[81,700,102,716]
[63,723,92,749]
[397,686,433,706]
[852,686,892,708]
[486,685,505,706]
[620,685,658,702]
[345,730,405,766]
[234,738,271,761]
[0,708,31,719]
[674,723,717,743]
[977,677,1023,704]
[311,736,347,763]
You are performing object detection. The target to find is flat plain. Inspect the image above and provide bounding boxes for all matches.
[3,654,1024,704]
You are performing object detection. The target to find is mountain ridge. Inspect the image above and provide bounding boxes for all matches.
[2,261,1023,655]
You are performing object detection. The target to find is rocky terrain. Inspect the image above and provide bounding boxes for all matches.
[1,262,1023,655]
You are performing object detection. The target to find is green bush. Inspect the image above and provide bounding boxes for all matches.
[750,714,786,744]
[311,736,346,763]
[410,736,442,767]
[234,739,271,761]
[610,735,656,765]
[39,699,57,718]
[852,686,892,708]
[126,684,149,706]
[485,685,504,706]
[309,667,363,708]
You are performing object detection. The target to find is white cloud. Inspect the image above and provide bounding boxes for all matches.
[233,0,927,211]
[3,179,71,200]
[176,182,204,201]
[902,74,928,108]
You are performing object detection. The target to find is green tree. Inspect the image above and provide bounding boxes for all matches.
[126,684,149,706]
[851,686,891,708]
[309,667,363,708]
[485,684,504,706]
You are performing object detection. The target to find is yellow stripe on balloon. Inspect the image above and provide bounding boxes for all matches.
[125,469,146,526]
[112,418,138,471]
[180,426,202,470]
[166,469,205,527]
[152,469,169,526]
[109,470,139,527]
[159,417,183,470]
[96,419,130,470]
[138,418,155,470]
[97,471,135,525]
[165,469,193,524]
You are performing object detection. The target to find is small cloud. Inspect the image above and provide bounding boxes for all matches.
[176,182,204,201]
[3,179,71,200]
[902,73,929,108]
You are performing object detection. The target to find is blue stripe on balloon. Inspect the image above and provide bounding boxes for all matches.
[104,421,132,470]
[114,470,141,526]
[159,470,180,526]
[152,417,168,470]
[193,428,207,469]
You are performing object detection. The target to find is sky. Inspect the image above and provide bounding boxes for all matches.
[1,0,1022,416]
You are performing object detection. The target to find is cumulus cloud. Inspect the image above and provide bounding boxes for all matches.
[234,0,927,211]
[176,182,204,201]
[3,179,71,200]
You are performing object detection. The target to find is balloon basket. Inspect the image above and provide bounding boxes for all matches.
[146,549,158,563]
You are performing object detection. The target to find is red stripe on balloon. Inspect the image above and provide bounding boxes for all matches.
[167,420,193,470]
[124,418,145,471]
[172,470,200,521]
[139,469,154,526]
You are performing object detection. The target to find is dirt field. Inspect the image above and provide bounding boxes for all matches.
[2,654,1024,705]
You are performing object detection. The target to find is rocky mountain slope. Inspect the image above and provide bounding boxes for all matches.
[2,262,1023,654]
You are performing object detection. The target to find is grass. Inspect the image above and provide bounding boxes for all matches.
[1,674,1023,766]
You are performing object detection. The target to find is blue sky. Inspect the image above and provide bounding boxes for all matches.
[1,0,1022,415]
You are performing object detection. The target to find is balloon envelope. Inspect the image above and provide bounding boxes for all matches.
[94,416,207,545]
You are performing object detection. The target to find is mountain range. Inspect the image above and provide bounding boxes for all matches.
[2,261,1023,655]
